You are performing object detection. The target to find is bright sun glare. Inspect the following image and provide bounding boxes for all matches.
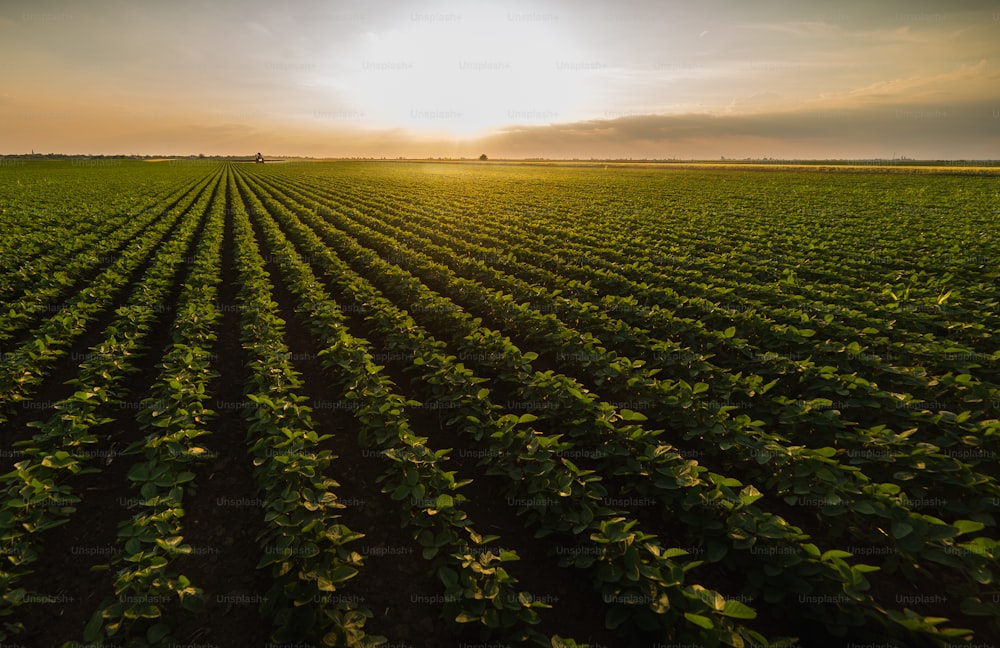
[331,11,599,138]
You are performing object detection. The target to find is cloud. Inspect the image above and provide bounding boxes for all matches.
[737,20,844,38]
[5,91,996,159]
[820,60,997,106]
[3,0,998,158]
[478,98,1000,159]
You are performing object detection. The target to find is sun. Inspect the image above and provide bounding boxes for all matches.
[328,10,600,138]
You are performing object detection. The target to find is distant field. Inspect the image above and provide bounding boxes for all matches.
[0,159,997,647]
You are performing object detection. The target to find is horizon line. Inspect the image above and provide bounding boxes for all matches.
[3,153,1000,165]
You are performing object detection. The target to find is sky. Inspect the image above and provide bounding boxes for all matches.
[1,0,998,159]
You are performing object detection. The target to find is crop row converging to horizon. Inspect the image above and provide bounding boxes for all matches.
[0,159,997,647]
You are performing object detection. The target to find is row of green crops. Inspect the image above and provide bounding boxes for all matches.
[234,160,998,645]
[85,168,226,645]
[0,168,216,635]
[228,171,383,647]
[234,170,574,645]
[0,159,997,647]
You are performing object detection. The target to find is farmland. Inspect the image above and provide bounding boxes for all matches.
[0,158,998,647]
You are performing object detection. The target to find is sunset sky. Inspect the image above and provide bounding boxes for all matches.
[1,0,998,159]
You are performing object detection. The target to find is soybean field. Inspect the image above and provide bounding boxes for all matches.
[0,159,998,648]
